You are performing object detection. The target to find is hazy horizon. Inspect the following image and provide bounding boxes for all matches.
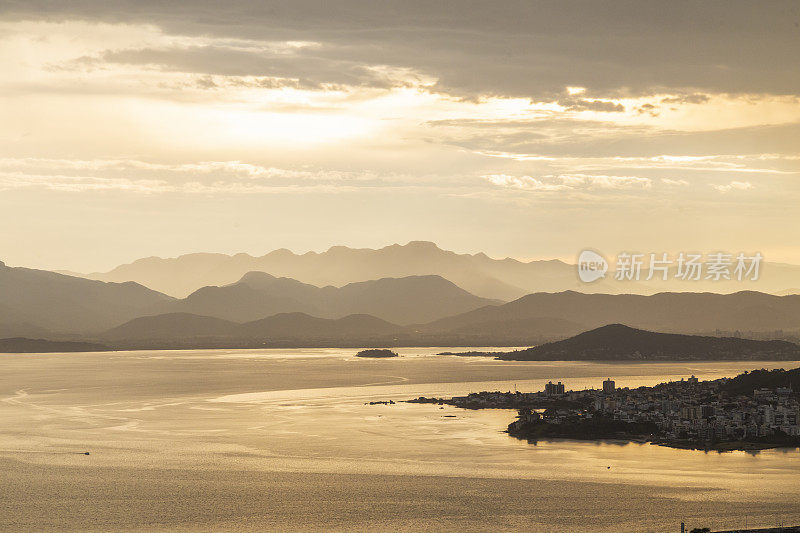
[10,239,800,278]
[5,240,582,274]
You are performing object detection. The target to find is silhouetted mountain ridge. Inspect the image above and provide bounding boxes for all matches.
[156,272,495,325]
[84,242,600,299]
[423,290,800,335]
[84,241,800,299]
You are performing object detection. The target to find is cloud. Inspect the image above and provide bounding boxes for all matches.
[0,157,467,194]
[661,178,690,186]
[4,1,800,100]
[0,158,365,193]
[636,103,659,117]
[712,180,754,192]
[661,93,711,105]
[483,173,652,192]
[0,171,175,193]
[427,118,800,159]
[75,44,433,91]
[483,174,569,192]
[557,97,625,113]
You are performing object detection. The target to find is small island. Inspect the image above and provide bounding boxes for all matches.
[437,351,500,357]
[355,348,399,358]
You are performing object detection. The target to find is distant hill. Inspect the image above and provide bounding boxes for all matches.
[155,272,496,325]
[421,290,800,335]
[0,337,110,353]
[239,312,401,339]
[100,311,403,346]
[499,324,800,361]
[0,317,52,339]
[83,242,800,299]
[0,261,173,335]
[102,313,240,341]
[83,241,600,300]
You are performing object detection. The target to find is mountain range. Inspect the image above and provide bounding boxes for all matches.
[421,290,800,337]
[155,271,496,325]
[80,241,800,300]
[96,289,800,348]
[0,262,494,336]
[4,250,800,347]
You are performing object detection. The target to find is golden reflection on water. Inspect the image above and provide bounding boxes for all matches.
[0,349,798,531]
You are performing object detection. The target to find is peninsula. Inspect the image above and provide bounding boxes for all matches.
[407,367,800,452]
[446,324,800,361]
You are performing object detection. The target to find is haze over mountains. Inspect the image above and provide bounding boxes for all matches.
[0,263,493,336]
[3,241,800,348]
[0,260,172,334]
[423,290,800,337]
[82,242,800,300]
[94,289,800,349]
[101,312,402,347]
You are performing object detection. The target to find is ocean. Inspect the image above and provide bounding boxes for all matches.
[0,348,798,532]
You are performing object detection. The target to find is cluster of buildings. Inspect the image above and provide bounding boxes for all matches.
[410,374,800,444]
[546,376,800,443]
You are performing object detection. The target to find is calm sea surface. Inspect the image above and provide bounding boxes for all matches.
[0,348,798,532]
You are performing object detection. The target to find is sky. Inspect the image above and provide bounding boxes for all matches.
[1,1,799,272]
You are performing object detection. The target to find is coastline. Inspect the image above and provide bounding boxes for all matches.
[505,430,799,452]
[404,366,800,454]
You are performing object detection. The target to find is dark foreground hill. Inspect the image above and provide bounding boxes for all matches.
[0,338,110,353]
[498,324,800,361]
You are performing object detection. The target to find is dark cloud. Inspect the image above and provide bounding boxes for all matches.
[661,94,711,105]
[4,0,800,99]
[77,46,413,90]
[636,103,660,117]
[558,97,625,112]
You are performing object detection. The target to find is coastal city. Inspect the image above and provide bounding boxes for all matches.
[409,370,800,450]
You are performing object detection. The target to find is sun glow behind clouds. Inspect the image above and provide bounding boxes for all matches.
[3,18,799,156]
[1,11,800,269]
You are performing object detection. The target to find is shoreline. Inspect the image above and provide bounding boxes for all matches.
[505,430,799,452]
